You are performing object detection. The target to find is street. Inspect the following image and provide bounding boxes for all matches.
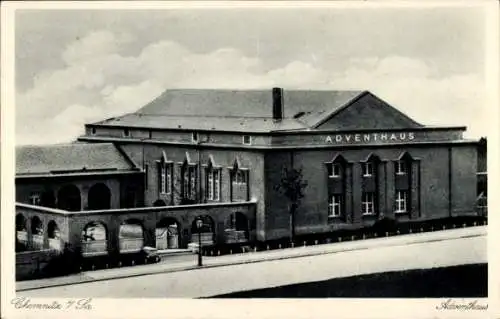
[18,233,486,298]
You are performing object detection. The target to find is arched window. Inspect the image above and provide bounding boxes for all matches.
[119,219,145,253]
[47,220,60,239]
[57,184,81,211]
[224,212,249,243]
[156,217,181,249]
[88,183,111,210]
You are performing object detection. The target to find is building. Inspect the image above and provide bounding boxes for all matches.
[16,88,486,252]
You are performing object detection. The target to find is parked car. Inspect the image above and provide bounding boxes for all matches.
[142,246,161,264]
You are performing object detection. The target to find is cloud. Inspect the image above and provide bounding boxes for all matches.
[61,30,131,66]
[333,56,486,138]
[15,30,487,145]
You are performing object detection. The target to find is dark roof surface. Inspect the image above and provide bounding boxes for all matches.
[92,89,365,132]
[16,143,137,175]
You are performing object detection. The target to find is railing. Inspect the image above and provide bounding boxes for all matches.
[191,232,214,246]
[119,237,144,253]
[48,238,62,251]
[17,231,28,245]
[32,235,44,250]
[224,229,248,244]
[81,240,108,256]
[476,195,487,217]
[156,235,179,250]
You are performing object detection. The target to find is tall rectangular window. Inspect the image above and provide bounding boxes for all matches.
[328,195,342,217]
[207,169,221,201]
[363,162,373,177]
[207,171,214,200]
[395,161,407,175]
[183,168,190,198]
[395,190,408,213]
[144,164,149,190]
[213,170,220,200]
[160,165,166,194]
[166,164,172,194]
[192,132,198,143]
[189,166,196,198]
[362,192,375,215]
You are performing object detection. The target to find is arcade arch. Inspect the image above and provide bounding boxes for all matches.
[88,183,111,210]
[156,217,181,249]
[57,185,81,211]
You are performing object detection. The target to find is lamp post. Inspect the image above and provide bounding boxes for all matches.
[196,217,203,267]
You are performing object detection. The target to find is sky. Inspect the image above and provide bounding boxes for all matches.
[14,5,489,145]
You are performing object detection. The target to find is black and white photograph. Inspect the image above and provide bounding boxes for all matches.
[1,1,498,318]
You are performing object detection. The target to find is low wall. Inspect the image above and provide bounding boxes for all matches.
[16,250,60,281]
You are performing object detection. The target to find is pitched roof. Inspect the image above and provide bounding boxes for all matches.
[16,143,138,176]
[91,89,365,132]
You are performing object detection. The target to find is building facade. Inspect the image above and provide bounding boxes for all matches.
[16,88,485,246]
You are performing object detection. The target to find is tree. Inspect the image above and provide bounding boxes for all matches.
[274,166,308,243]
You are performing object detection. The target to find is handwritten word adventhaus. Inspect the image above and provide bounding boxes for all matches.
[436,299,488,311]
[11,297,92,310]
[325,132,416,144]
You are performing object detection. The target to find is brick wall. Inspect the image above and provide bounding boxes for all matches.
[263,144,478,240]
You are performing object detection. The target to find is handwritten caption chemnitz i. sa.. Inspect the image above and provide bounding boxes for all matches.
[12,297,93,310]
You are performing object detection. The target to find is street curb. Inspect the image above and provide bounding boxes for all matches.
[16,227,486,292]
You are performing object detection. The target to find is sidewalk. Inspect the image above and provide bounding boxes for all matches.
[16,226,486,292]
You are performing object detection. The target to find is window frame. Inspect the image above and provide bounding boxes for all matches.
[166,164,172,194]
[242,135,252,145]
[395,160,407,175]
[395,190,408,213]
[213,170,220,201]
[182,166,190,199]
[233,170,247,185]
[328,163,341,178]
[207,169,214,200]
[362,192,375,215]
[160,165,167,194]
[362,162,373,177]
[189,166,196,198]
[192,132,199,143]
[328,194,342,217]
[158,162,173,195]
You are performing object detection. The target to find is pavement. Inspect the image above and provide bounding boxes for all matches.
[16,225,486,293]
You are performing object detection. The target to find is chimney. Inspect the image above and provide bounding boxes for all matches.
[272,87,284,121]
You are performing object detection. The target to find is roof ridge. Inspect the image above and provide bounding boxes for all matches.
[151,88,364,92]
[16,142,114,149]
